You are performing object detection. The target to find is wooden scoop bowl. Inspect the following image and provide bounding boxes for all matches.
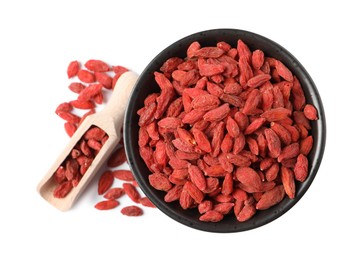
[37,71,138,211]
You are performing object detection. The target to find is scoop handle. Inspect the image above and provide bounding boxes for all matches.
[101,71,139,133]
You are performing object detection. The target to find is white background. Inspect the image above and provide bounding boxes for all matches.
[0,0,358,259]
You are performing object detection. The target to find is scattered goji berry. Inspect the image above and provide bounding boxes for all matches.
[98,170,114,195]
[121,206,143,216]
[94,200,119,210]
[85,59,110,72]
[67,60,79,78]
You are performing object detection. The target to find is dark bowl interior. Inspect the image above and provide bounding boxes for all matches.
[124,28,326,233]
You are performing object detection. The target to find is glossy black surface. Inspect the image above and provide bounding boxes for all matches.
[124,29,326,232]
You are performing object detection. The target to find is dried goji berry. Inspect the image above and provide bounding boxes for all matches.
[294,154,309,182]
[261,108,292,122]
[84,59,110,72]
[277,143,300,163]
[57,111,80,124]
[198,200,213,214]
[87,139,102,151]
[95,72,112,89]
[64,122,77,137]
[121,206,143,216]
[68,82,85,93]
[123,183,141,203]
[281,167,296,199]
[103,188,125,200]
[112,65,129,75]
[67,60,79,78]
[149,173,172,192]
[164,185,183,202]
[77,69,95,83]
[78,83,103,101]
[236,203,256,222]
[256,185,285,210]
[251,49,264,71]
[199,210,224,222]
[275,60,293,82]
[300,136,313,156]
[107,147,126,167]
[112,170,135,181]
[235,167,262,192]
[55,102,72,114]
[94,200,119,210]
[98,170,114,195]
[53,181,73,198]
[139,197,156,208]
[303,104,318,120]
[70,99,95,110]
[264,128,282,158]
[188,165,206,191]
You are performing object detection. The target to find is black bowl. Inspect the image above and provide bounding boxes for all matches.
[124,28,326,232]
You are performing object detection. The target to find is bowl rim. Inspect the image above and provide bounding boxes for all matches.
[124,28,326,233]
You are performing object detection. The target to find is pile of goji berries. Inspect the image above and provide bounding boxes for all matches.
[137,40,318,222]
[53,126,109,198]
[54,60,155,216]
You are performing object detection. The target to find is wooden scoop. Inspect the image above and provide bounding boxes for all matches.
[37,71,138,211]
